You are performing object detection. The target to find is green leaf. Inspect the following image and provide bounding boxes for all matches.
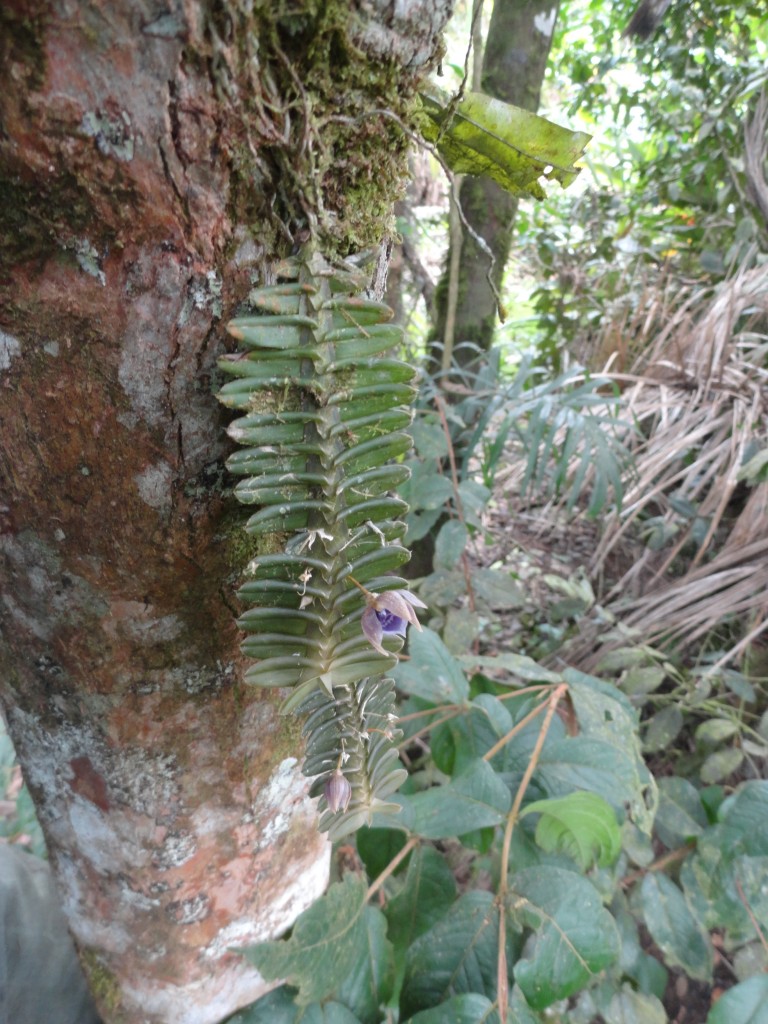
[400,891,517,1016]
[536,738,642,826]
[510,865,620,1010]
[562,669,657,834]
[640,873,713,981]
[405,994,499,1024]
[700,747,744,784]
[401,759,511,839]
[240,875,367,1005]
[393,628,469,705]
[460,653,562,684]
[385,845,457,955]
[409,472,455,510]
[654,776,707,848]
[356,827,408,880]
[643,705,684,752]
[706,976,768,1024]
[420,87,591,198]
[410,418,449,459]
[622,666,666,697]
[335,907,394,1024]
[431,693,513,775]
[521,792,622,869]
[434,520,469,570]
[227,988,363,1023]
[471,568,525,610]
[605,985,667,1024]
[695,718,740,745]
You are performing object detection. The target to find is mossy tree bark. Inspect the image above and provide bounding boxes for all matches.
[431,0,560,369]
[0,3,448,1022]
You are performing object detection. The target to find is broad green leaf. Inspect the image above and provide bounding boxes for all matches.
[640,873,713,981]
[355,827,408,880]
[521,792,621,870]
[393,628,469,705]
[400,891,518,1016]
[406,994,499,1024]
[460,653,562,684]
[409,472,455,510]
[695,718,740,745]
[536,738,641,822]
[654,776,707,849]
[431,694,513,775]
[401,759,511,839]
[420,88,590,198]
[434,520,469,570]
[443,607,481,655]
[733,941,768,981]
[227,987,363,1023]
[335,907,394,1024]
[707,976,768,1024]
[682,850,768,947]
[457,480,491,528]
[510,865,620,1010]
[240,875,367,1005]
[419,569,468,608]
[385,846,457,957]
[406,989,538,1024]
[410,418,449,459]
[700,747,744,783]
[595,647,651,673]
[605,985,667,1024]
[622,666,666,697]
[563,669,657,834]
[471,568,526,610]
[715,782,768,851]
[642,706,684,752]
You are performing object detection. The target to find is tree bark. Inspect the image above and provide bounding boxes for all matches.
[431,0,560,369]
[0,2,448,1021]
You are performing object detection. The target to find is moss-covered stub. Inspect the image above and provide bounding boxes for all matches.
[80,949,124,1020]
[208,0,425,258]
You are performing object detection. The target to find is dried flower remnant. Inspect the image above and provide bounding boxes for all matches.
[349,578,427,657]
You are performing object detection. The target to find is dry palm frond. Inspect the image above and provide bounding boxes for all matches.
[580,265,768,665]
[743,87,768,242]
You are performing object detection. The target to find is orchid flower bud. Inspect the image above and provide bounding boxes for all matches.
[324,768,352,814]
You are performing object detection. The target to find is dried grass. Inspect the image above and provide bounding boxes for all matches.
[583,265,768,664]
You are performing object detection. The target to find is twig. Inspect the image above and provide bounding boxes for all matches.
[434,394,478,622]
[366,836,419,902]
[443,175,464,373]
[620,845,694,887]
[495,682,568,1024]
[736,877,768,956]
[482,696,550,763]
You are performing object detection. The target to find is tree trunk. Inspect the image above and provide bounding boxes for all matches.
[431,0,560,369]
[0,3,448,1022]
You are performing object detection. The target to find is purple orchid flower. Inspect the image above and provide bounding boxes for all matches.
[349,579,427,657]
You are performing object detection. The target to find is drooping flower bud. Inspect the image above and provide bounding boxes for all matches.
[324,768,352,814]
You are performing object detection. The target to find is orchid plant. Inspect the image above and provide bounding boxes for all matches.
[217,249,422,838]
